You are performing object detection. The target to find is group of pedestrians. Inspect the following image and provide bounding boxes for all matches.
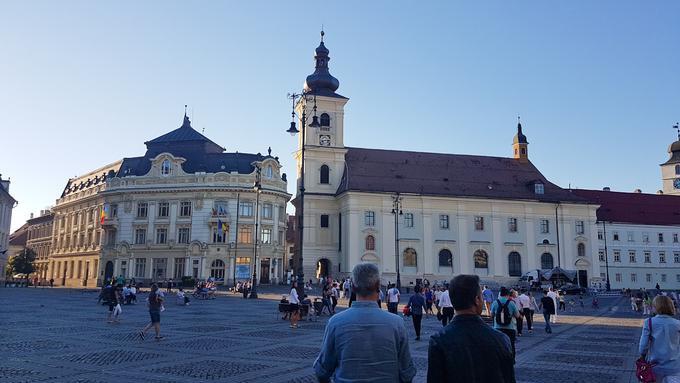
[313,264,516,382]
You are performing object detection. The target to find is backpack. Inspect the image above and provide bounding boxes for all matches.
[495,299,513,326]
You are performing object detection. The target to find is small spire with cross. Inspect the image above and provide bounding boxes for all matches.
[674,122,680,141]
[320,27,324,42]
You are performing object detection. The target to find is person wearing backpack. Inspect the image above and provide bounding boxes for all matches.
[490,286,520,363]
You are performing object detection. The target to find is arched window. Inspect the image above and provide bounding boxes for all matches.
[403,248,417,267]
[577,243,586,257]
[541,252,554,269]
[508,252,521,277]
[474,250,488,268]
[365,235,375,251]
[320,165,330,184]
[676,164,680,175]
[264,165,273,179]
[320,113,330,127]
[210,259,225,279]
[161,160,171,176]
[438,249,453,267]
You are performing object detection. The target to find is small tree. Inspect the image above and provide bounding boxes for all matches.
[7,248,36,287]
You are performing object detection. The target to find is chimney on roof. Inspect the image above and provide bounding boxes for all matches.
[657,190,664,195]
[603,187,611,191]
[634,188,642,193]
[30,213,34,219]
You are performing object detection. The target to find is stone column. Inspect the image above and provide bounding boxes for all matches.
[492,217,504,277]
[422,213,433,275]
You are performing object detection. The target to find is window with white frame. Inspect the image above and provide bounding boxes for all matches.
[157,202,169,218]
[645,251,651,263]
[404,213,414,228]
[659,233,665,243]
[474,216,484,231]
[239,202,253,217]
[365,235,376,251]
[178,227,190,244]
[365,211,375,226]
[238,226,253,243]
[135,258,146,278]
[161,160,172,175]
[439,215,449,230]
[598,250,605,262]
[262,204,273,219]
[677,274,680,283]
[613,231,619,241]
[264,165,273,179]
[134,228,146,245]
[615,273,621,282]
[179,201,192,217]
[261,228,272,244]
[534,183,544,195]
[613,250,621,262]
[660,252,667,263]
[627,232,634,242]
[575,221,584,235]
[675,252,680,263]
[540,219,550,234]
[646,274,652,282]
[662,274,667,283]
[675,233,679,243]
[320,214,329,228]
[137,202,148,218]
[629,251,636,263]
[631,273,637,282]
[643,233,649,243]
[597,231,603,240]
[508,218,518,233]
[212,226,227,243]
[156,228,168,244]
[110,204,118,218]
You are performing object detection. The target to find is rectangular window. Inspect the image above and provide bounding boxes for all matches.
[597,231,603,240]
[178,227,190,244]
[474,216,484,231]
[213,201,229,216]
[613,231,619,241]
[212,226,226,243]
[575,221,584,235]
[508,218,518,233]
[239,202,253,217]
[320,214,329,228]
[540,219,550,234]
[279,206,285,221]
[613,250,620,262]
[645,252,651,263]
[660,252,666,263]
[662,274,667,283]
[675,233,679,243]
[180,201,192,217]
[238,226,253,244]
[598,250,605,262]
[629,251,636,263]
[156,228,168,244]
[643,233,649,243]
[631,273,636,283]
[627,232,634,242]
[137,202,148,218]
[157,202,169,217]
[364,211,375,227]
[135,258,146,278]
[262,203,273,219]
[677,274,680,283]
[534,183,544,195]
[152,258,167,280]
[110,204,118,218]
[615,273,621,282]
[440,215,449,230]
[404,213,414,228]
[173,258,185,280]
[261,228,272,244]
[646,274,652,282]
[675,252,680,264]
[134,228,146,245]
[659,233,665,243]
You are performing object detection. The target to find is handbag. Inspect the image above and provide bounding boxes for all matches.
[636,317,657,383]
[403,305,411,317]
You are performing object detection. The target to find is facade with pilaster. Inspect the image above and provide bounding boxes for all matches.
[26,210,54,283]
[0,175,17,284]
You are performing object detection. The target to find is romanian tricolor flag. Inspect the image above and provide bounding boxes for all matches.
[222,222,229,233]
[100,205,108,225]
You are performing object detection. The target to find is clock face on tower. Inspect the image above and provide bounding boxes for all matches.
[319,135,331,146]
[674,178,680,189]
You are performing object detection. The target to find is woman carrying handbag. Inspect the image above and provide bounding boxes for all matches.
[638,295,680,382]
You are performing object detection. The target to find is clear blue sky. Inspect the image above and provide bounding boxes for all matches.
[2,1,679,231]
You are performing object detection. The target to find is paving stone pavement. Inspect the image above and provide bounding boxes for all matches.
[0,287,646,382]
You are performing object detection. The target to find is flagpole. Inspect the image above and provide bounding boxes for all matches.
[233,193,240,291]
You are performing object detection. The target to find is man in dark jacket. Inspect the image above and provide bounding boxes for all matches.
[427,274,515,383]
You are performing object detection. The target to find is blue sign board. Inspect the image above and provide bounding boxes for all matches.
[235,265,251,280]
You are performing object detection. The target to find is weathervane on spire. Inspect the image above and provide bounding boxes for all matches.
[320,27,324,42]
[184,104,188,116]
[674,122,680,140]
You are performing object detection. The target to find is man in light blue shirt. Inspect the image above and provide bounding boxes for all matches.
[313,263,416,383]
[490,287,520,364]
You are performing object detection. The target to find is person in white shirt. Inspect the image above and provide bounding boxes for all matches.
[387,284,401,314]
[289,281,301,328]
[438,286,454,326]
[517,290,532,334]
[547,288,558,323]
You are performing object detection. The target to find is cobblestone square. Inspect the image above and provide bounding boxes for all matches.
[0,288,645,382]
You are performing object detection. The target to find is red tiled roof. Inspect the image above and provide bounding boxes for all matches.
[571,189,680,226]
[336,147,587,203]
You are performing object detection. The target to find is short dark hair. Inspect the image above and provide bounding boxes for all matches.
[449,274,481,310]
[500,286,509,296]
[414,285,421,294]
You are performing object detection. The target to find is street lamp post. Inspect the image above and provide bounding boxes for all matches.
[601,220,611,291]
[391,193,403,290]
[286,92,320,298]
[250,165,262,299]
[229,241,236,292]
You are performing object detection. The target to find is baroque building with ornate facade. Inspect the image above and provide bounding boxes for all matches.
[0,175,18,284]
[291,35,601,287]
[26,210,54,283]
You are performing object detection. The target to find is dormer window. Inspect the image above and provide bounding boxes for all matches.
[534,182,544,195]
[676,164,680,175]
[320,113,330,127]
[264,165,273,179]
[161,160,172,176]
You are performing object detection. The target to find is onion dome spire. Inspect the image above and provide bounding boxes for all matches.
[304,30,340,94]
